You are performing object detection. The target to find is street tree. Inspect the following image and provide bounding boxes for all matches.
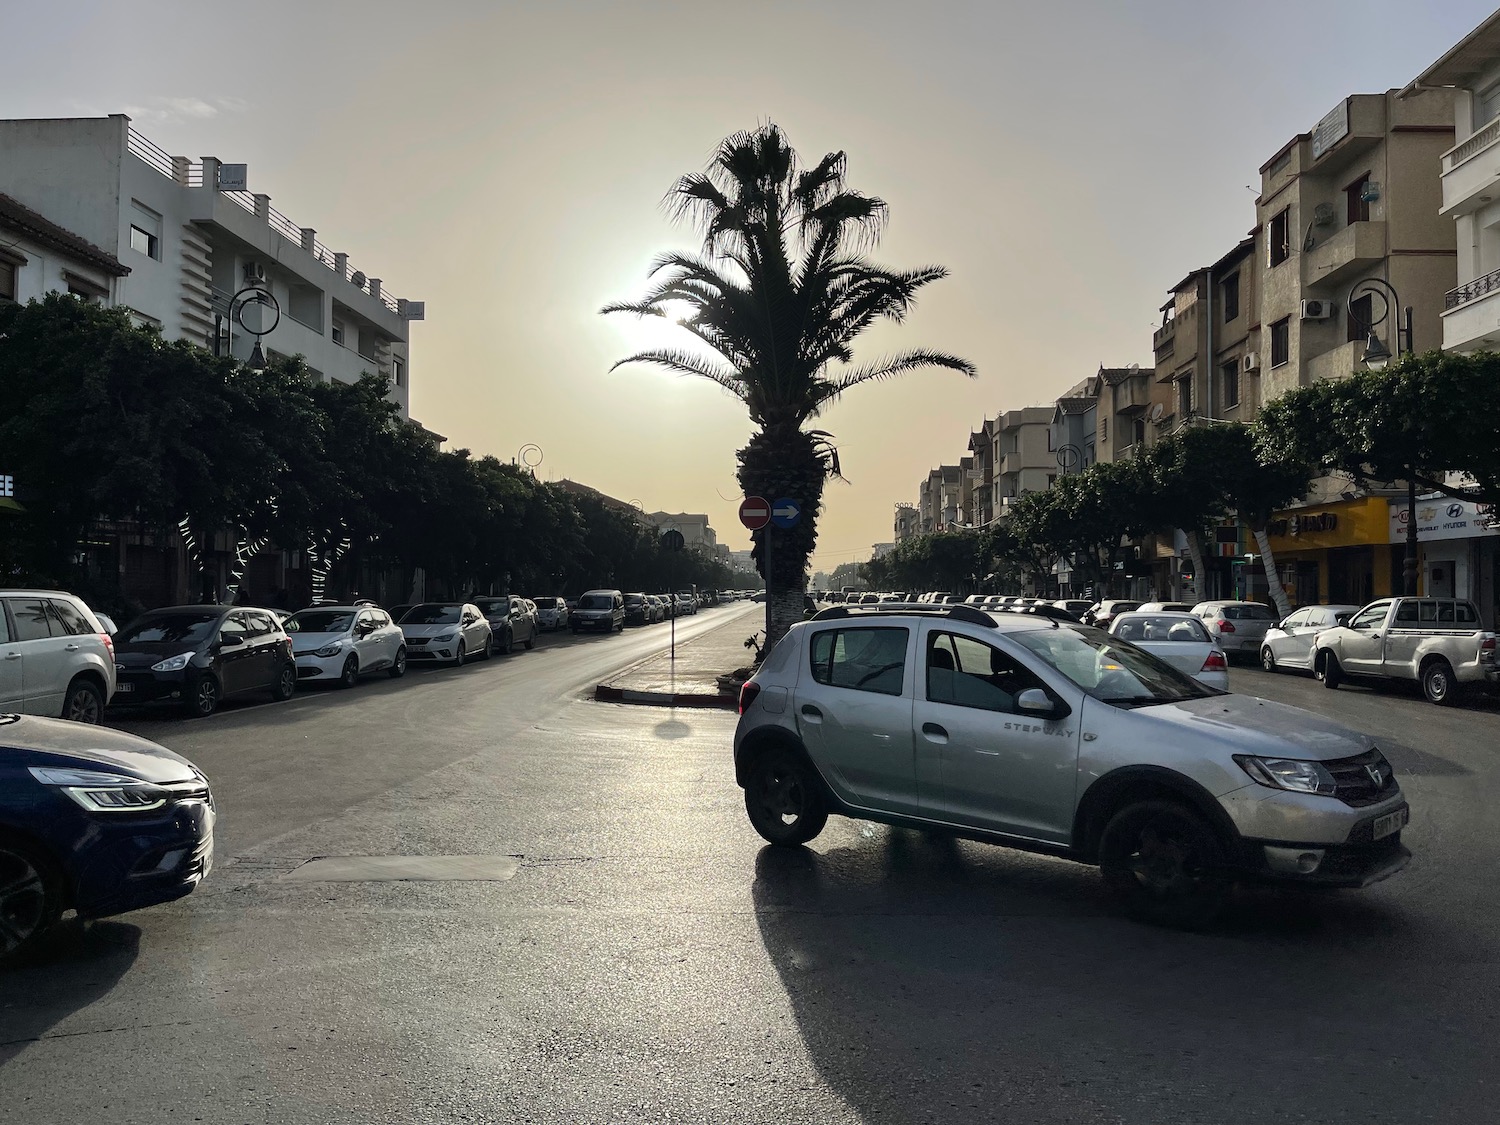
[604,124,973,643]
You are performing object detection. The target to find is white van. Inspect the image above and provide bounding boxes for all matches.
[571,590,624,634]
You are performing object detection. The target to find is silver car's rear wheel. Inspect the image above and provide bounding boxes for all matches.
[744,749,828,847]
[62,678,104,724]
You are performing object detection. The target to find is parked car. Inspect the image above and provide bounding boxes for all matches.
[1313,596,1499,705]
[624,593,654,627]
[1108,612,1229,690]
[285,605,406,686]
[1083,600,1140,629]
[398,603,492,665]
[675,592,699,616]
[0,590,116,723]
[645,595,666,623]
[94,612,118,635]
[1052,599,1095,618]
[572,590,625,633]
[1259,604,1363,674]
[734,603,1410,927]
[1137,601,1193,613]
[112,605,296,717]
[532,596,570,631]
[0,714,215,963]
[387,604,413,624]
[1192,600,1277,662]
[474,596,538,654]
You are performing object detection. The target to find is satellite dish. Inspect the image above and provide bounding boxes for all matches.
[350,271,367,289]
[1127,362,1140,374]
[1150,402,1164,422]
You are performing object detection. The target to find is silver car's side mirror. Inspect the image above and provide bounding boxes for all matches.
[1016,688,1059,717]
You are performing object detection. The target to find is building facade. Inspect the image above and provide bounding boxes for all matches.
[0,192,132,305]
[0,114,422,417]
[992,406,1055,515]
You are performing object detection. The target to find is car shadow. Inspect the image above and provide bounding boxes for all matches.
[750,834,1494,1124]
[0,921,140,1067]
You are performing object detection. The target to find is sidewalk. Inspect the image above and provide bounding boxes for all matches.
[594,604,764,708]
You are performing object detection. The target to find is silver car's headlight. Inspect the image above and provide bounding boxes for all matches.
[433,633,455,642]
[315,641,345,657]
[1234,755,1337,796]
[151,651,196,673]
[28,767,168,812]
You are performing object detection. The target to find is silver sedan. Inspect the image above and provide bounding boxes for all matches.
[1108,612,1229,690]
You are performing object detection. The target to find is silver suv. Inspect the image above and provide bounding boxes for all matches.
[0,590,116,722]
[733,604,1410,926]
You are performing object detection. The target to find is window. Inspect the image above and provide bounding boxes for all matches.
[1349,602,1390,631]
[0,257,15,302]
[926,632,1047,713]
[1222,361,1240,409]
[1046,428,1054,452]
[129,200,162,260]
[1178,375,1192,416]
[1270,318,1291,368]
[5,599,55,642]
[1457,601,1479,624]
[1100,416,1108,441]
[1269,208,1290,267]
[331,322,346,347]
[1479,82,1500,129]
[1348,293,1372,344]
[64,272,107,302]
[1345,174,1371,225]
[47,599,94,636]
[241,611,274,637]
[808,627,909,696]
[1221,273,1240,322]
[1132,417,1146,445]
[219,615,249,643]
[394,358,405,387]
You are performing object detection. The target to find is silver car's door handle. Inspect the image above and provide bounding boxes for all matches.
[64,643,80,652]
[921,722,949,744]
[799,704,823,723]
[3,652,19,660]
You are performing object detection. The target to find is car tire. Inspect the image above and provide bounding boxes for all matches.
[338,656,359,689]
[61,677,104,724]
[499,630,512,656]
[1097,799,1229,929]
[482,634,494,660]
[271,663,297,702]
[524,630,535,651]
[0,833,62,965]
[1421,658,1460,706]
[187,675,220,717]
[389,646,407,678]
[1260,646,1277,673]
[1319,652,1343,689]
[454,640,467,667]
[743,749,829,847]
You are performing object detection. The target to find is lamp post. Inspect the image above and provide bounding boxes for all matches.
[1346,278,1418,596]
[215,285,281,370]
[514,444,543,475]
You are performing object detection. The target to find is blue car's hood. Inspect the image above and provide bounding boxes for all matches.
[0,715,202,783]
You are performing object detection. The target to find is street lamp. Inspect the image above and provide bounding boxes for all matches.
[215,285,281,371]
[1346,278,1418,595]
[515,444,543,475]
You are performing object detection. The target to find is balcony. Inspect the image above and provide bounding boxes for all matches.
[1306,340,1364,384]
[1152,319,1176,354]
[1303,221,1386,288]
[1441,118,1500,217]
[1442,265,1500,351]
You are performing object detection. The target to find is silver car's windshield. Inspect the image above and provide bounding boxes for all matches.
[1010,625,1219,707]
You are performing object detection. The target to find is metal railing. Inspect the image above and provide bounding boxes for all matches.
[125,124,406,316]
[1445,264,1500,310]
[1445,117,1500,172]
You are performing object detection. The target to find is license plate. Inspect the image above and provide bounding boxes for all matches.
[1373,806,1408,840]
[115,682,134,693]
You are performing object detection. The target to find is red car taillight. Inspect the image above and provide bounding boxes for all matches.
[1217,619,1236,633]
[739,680,761,714]
[99,632,113,655]
[1202,650,1228,671]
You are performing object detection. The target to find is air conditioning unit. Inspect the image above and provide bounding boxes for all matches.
[1300,299,1333,321]
[1242,352,1260,373]
[243,261,266,284]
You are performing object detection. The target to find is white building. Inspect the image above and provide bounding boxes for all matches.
[1,191,131,305]
[1410,12,1500,353]
[0,114,422,415]
[647,512,718,551]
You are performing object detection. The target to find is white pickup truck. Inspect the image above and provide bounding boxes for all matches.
[1313,597,1498,705]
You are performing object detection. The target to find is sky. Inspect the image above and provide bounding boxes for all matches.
[2,0,1493,571]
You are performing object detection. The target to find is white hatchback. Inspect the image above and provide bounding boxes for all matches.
[1108,612,1229,690]
[285,605,407,687]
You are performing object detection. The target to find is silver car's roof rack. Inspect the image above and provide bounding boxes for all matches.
[809,603,999,628]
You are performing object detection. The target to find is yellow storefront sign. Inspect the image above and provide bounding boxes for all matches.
[1266,496,1390,553]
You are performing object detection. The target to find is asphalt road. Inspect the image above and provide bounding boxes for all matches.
[2,618,1496,1124]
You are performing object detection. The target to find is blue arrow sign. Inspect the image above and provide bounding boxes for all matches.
[771,497,801,529]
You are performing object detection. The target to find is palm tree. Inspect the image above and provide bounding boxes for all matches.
[603,124,974,644]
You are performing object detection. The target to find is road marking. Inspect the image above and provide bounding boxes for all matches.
[279,855,521,882]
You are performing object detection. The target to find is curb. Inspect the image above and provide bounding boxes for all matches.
[593,683,737,709]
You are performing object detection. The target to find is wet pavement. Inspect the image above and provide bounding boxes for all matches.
[597,601,764,703]
[2,633,1497,1123]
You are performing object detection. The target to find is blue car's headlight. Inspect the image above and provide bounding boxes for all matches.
[28,767,168,812]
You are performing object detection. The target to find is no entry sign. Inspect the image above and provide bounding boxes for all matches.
[739,495,771,531]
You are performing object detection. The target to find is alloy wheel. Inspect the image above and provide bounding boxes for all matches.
[0,847,49,959]
[64,684,102,724]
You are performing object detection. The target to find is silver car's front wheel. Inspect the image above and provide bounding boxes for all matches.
[1098,800,1229,929]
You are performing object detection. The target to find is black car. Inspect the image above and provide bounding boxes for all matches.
[623,593,652,626]
[112,606,297,717]
[0,714,215,963]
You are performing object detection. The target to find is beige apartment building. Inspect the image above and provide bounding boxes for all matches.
[966,420,997,526]
[918,466,963,533]
[1152,236,1262,432]
[1089,365,1156,463]
[1255,88,1456,402]
[991,407,1055,515]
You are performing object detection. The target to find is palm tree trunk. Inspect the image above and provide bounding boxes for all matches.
[737,425,825,648]
[1251,525,1292,619]
[1181,527,1207,603]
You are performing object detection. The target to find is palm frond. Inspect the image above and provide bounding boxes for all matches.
[607,349,749,400]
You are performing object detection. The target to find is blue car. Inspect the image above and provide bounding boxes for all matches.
[0,714,214,963]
